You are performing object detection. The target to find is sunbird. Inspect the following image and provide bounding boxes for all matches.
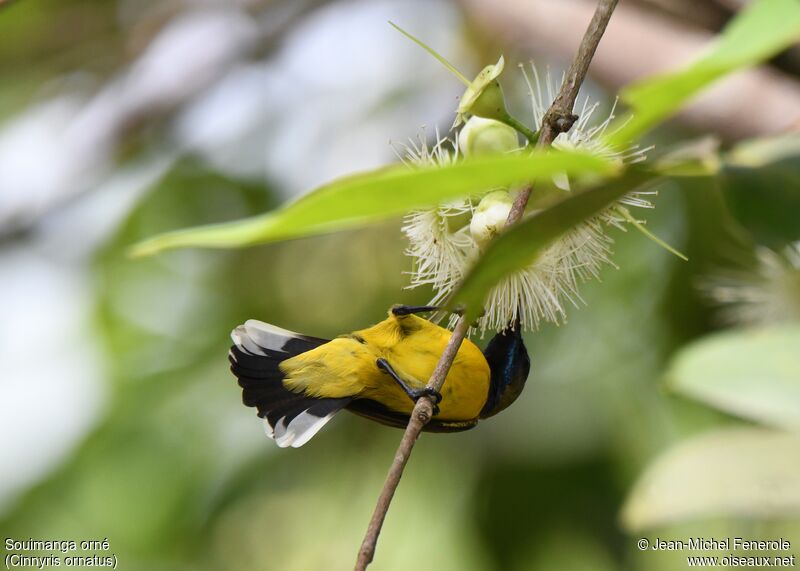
[229,305,530,447]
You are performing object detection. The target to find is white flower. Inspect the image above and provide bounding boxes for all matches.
[520,62,654,217]
[398,133,473,296]
[402,204,473,295]
[401,65,656,334]
[702,242,800,326]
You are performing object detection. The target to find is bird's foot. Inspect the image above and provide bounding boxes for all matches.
[376,357,442,415]
[409,387,442,415]
[408,387,442,404]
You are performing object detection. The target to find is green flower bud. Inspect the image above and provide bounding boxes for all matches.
[455,56,510,126]
[458,117,519,157]
[470,190,513,248]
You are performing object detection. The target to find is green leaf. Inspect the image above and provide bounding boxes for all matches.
[667,325,800,431]
[652,134,800,176]
[621,428,800,531]
[726,134,800,168]
[606,0,800,147]
[129,150,615,257]
[653,137,722,177]
[449,169,656,318]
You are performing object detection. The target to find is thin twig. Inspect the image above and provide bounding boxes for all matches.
[355,317,469,570]
[354,2,618,568]
[507,0,619,225]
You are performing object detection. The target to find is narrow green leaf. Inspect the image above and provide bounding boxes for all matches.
[616,206,688,261]
[622,428,800,531]
[606,0,800,147]
[130,150,615,257]
[388,21,470,86]
[449,169,655,318]
[667,325,800,431]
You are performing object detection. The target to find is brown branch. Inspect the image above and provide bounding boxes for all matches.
[354,316,469,570]
[458,0,800,140]
[354,2,619,568]
[546,0,619,135]
[507,0,619,226]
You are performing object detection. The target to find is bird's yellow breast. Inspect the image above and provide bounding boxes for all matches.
[280,313,490,421]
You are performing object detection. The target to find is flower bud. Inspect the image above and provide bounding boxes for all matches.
[455,56,510,126]
[470,190,513,248]
[458,117,519,157]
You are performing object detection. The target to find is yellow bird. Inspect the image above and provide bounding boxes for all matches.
[229,305,530,447]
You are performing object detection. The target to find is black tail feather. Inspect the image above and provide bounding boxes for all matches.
[229,320,351,448]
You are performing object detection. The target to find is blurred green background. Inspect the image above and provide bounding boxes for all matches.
[1,1,799,570]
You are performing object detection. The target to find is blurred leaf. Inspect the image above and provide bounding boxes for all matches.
[129,150,615,257]
[726,134,800,168]
[657,133,800,205]
[622,428,800,531]
[606,0,800,146]
[666,325,800,430]
[721,158,800,249]
[450,169,656,318]
[654,137,722,177]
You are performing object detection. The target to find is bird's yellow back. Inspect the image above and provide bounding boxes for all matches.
[280,311,490,421]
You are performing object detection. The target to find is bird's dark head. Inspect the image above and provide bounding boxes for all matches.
[479,319,531,419]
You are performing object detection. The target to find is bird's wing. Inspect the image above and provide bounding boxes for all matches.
[280,337,380,399]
